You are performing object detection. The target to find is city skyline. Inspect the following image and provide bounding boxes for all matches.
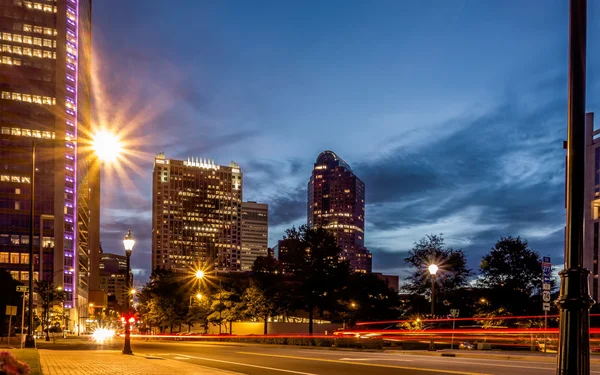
[93,0,600,281]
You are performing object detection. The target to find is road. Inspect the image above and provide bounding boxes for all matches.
[36,338,600,375]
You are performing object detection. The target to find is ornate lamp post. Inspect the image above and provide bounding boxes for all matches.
[122,229,135,355]
[428,264,438,351]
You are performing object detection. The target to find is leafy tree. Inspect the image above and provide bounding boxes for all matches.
[240,285,273,334]
[282,225,351,334]
[34,280,65,340]
[403,234,471,316]
[251,255,289,333]
[207,290,240,334]
[478,236,547,315]
[185,297,210,333]
[138,268,188,333]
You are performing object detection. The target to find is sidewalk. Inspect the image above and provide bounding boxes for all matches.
[39,350,238,375]
[386,349,600,364]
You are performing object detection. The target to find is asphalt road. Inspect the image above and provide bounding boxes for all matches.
[36,338,600,375]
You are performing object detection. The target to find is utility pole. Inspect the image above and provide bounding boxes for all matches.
[556,1,594,374]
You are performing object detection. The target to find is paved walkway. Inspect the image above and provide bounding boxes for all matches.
[39,350,239,375]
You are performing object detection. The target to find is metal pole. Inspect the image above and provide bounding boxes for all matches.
[122,252,133,355]
[429,274,435,351]
[219,277,222,335]
[557,0,593,373]
[24,142,36,348]
[20,293,26,348]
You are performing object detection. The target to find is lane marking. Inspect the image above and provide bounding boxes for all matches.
[173,356,190,360]
[167,353,318,375]
[237,351,490,375]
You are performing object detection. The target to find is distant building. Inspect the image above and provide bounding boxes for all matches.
[98,253,131,309]
[307,150,372,272]
[583,112,600,301]
[152,154,243,272]
[240,202,268,271]
[373,273,399,293]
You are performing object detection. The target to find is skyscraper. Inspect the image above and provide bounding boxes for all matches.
[307,150,372,273]
[152,154,243,272]
[240,201,268,271]
[0,0,97,329]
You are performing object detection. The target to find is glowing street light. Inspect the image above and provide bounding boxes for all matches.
[122,229,134,355]
[92,130,122,162]
[428,263,438,351]
[24,132,120,348]
[195,270,205,280]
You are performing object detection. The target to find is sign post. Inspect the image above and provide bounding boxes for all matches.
[16,285,29,348]
[5,305,17,345]
[450,309,459,350]
[542,256,552,353]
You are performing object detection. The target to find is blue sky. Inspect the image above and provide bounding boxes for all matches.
[93,0,600,282]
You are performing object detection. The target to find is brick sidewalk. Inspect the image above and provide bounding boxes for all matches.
[39,350,237,375]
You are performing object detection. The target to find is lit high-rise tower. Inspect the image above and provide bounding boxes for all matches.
[0,0,97,331]
[152,154,243,271]
[308,150,372,272]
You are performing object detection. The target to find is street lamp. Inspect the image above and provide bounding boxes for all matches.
[122,229,134,355]
[195,270,205,280]
[557,1,594,373]
[24,132,120,348]
[189,293,202,307]
[428,264,438,351]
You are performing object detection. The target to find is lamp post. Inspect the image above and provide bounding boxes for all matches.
[122,229,134,355]
[557,0,594,374]
[428,264,438,351]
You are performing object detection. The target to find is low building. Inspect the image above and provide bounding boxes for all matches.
[373,273,399,292]
[98,253,131,309]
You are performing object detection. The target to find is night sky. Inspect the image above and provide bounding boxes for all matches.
[93,0,600,283]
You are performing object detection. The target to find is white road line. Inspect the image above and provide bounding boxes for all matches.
[167,353,319,375]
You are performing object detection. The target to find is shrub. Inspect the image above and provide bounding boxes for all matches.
[0,351,30,375]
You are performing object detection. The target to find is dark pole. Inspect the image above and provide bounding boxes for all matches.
[556,0,593,374]
[123,250,132,355]
[24,142,36,348]
[219,277,222,335]
[429,274,435,351]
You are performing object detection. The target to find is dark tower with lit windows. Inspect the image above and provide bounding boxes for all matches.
[307,150,372,272]
[0,0,97,332]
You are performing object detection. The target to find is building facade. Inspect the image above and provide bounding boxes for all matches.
[98,252,131,309]
[0,0,97,330]
[307,150,372,272]
[584,112,600,301]
[240,201,268,271]
[152,154,243,272]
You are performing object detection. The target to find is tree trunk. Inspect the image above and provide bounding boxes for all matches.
[264,316,268,335]
[229,320,232,334]
[170,324,173,334]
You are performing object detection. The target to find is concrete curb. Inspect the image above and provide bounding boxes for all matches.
[384,350,600,364]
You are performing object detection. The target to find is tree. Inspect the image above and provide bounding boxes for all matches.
[138,268,188,333]
[282,225,351,334]
[403,234,471,316]
[34,280,65,340]
[478,236,547,315]
[251,255,288,333]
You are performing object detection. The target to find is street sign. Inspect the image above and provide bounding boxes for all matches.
[543,256,551,263]
[543,283,551,291]
[5,305,17,316]
[450,309,459,318]
[543,290,551,302]
[543,276,551,283]
[543,302,551,311]
[16,285,28,293]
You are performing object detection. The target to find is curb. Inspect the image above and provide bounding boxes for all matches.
[384,350,600,364]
